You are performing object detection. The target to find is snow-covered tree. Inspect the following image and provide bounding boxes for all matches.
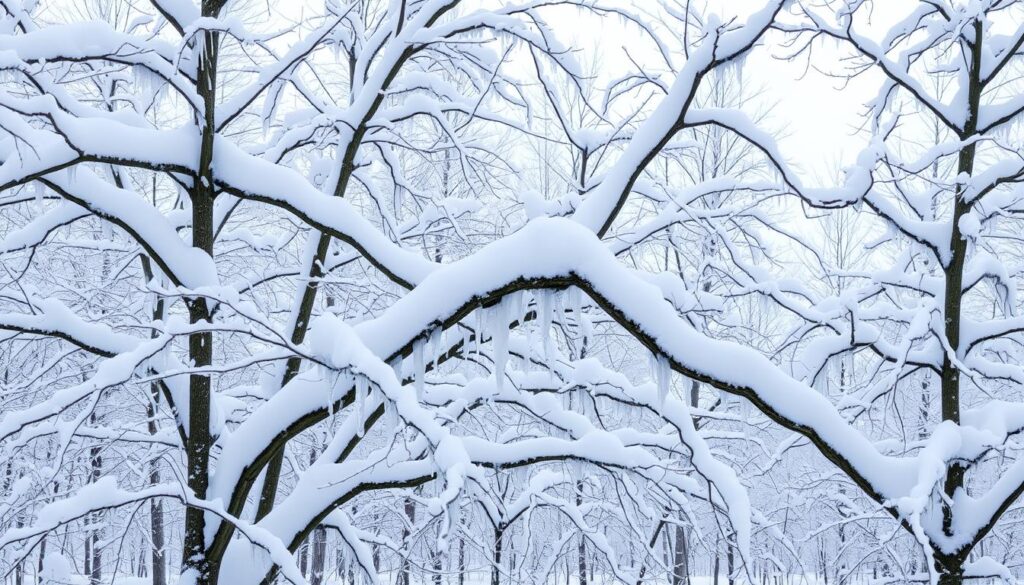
[8,1,1024,585]
[0,1,789,584]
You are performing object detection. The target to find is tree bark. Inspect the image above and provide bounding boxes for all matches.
[310,525,326,585]
[491,524,504,585]
[399,498,417,585]
[148,296,167,585]
[672,524,689,585]
[727,544,735,585]
[182,12,222,583]
[939,22,983,540]
[577,481,587,585]
[88,413,102,585]
[458,536,465,585]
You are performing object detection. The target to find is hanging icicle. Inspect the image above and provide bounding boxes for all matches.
[355,375,368,437]
[509,290,524,322]
[540,289,553,362]
[332,372,354,423]
[491,298,510,392]
[656,353,671,405]
[413,337,426,399]
[391,355,404,386]
[429,325,443,369]
[383,398,399,431]
[475,305,485,357]
[568,286,583,333]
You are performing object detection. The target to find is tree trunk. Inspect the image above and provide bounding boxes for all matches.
[37,535,45,584]
[576,481,587,585]
[727,544,735,585]
[148,377,166,585]
[491,524,504,585]
[299,541,309,578]
[141,239,167,585]
[182,19,221,584]
[88,413,102,585]
[432,548,443,585]
[940,18,983,537]
[672,524,689,585]
[458,536,465,585]
[84,530,91,580]
[310,526,326,585]
[399,498,417,585]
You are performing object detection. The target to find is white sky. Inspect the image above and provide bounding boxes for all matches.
[539,1,886,183]
[268,0,885,183]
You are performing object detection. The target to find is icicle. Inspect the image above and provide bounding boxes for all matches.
[491,298,509,392]
[474,306,485,357]
[134,65,149,98]
[656,353,671,405]
[332,373,353,420]
[384,398,399,431]
[429,325,443,369]
[391,355,404,386]
[355,375,368,437]
[540,290,553,361]
[509,290,525,321]
[66,164,77,184]
[523,294,535,367]
[413,338,426,399]
[648,351,658,376]
[568,286,583,333]
[193,34,207,73]
[394,187,404,220]
[719,51,747,86]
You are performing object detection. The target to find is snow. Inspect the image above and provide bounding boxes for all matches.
[8,2,1024,584]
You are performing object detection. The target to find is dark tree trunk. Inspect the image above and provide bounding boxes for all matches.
[182,12,222,582]
[576,481,587,585]
[37,535,45,583]
[399,498,417,585]
[149,374,166,585]
[491,524,504,585]
[672,524,689,585]
[727,544,735,585]
[432,548,443,585]
[88,414,102,585]
[458,536,465,585]
[310,526,326,585]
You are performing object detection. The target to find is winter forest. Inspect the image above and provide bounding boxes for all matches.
[7,0,1024,584]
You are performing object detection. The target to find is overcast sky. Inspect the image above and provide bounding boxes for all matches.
[262,0,887,184]
[536,1,888,184]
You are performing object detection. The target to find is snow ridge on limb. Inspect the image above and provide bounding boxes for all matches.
[352,218,915,502]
